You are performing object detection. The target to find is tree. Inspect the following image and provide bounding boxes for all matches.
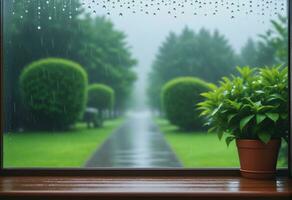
[240,15,288,68]
[148,27,237,111]
[240,38,260,67]
[4,1,136,131]
[78,16,137,113]
[258,16,288,66]
[4,0,85,131]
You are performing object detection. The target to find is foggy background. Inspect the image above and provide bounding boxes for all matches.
[83,0,287,109]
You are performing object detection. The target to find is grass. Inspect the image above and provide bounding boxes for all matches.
[156,118,240,168]
[4,118,124,168]
[156,118,287,168]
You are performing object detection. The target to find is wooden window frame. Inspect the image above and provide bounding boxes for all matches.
[0,0,290,178]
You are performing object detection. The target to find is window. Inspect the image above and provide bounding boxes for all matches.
[2,0,289,170]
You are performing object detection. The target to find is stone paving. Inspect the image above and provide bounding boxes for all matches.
[85,111,182,168]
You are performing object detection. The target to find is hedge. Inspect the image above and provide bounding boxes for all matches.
[20,58,88,130]
[162,77,211,130]
[87,83,115,111]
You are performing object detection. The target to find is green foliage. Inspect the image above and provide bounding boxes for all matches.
[79,16,137,111]
[148,27,237,110]
[239,38,259,67]
[240,16,288,67]
[20,58,88,130]
[162,77,212,130]
[4,1,136,131]
[198,66,288,145]
[88,84,115,111]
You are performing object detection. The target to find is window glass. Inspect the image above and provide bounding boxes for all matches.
[3,0,288,168]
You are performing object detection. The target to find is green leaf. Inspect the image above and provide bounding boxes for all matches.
[227,114,237,124]
[207,127,216,133]
[280,113,288,119]
[267,95,285,102]
[283,136,289,143]
[254,101,262,107]
[220,109,228,114]
[240,104,253,112]
[257,105,276,112]
[265,113,279,122]
[217,131,224,140]
[256,114,266,124]
[240,115,254,131]
[258,132,271,144]
[255,90,265,94]
[225,136,235,147]
[211,103,223,116]
[242,97,254,105]
[225,99,241,110]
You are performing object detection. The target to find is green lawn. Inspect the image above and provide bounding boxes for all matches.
[156,118,240,167]
[156,118,287,168]
[4,118,124,168]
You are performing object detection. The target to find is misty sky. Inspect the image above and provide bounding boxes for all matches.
[83,0,287,108]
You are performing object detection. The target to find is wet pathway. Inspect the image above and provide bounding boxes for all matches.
[85,111,182,168]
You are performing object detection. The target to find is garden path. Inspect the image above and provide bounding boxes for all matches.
[85,110,182,167]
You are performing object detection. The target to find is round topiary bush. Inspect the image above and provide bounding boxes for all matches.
[162,77,212,130]
[88,84,115,111]
[20,58,88,130]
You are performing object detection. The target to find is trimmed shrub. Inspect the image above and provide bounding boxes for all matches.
[87,84,115,126]
[162,77,212,130]
[20,58,88,130]
[88,84,115,111]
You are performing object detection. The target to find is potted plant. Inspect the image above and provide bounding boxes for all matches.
[198,66,288,179]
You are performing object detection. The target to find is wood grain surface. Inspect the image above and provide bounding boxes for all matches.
[0,175,291,200]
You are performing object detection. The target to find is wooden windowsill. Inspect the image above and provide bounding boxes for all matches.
[0,175,291,200]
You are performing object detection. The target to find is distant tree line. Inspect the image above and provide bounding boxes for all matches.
[147,27,237,111]
[4,0,137,131]
[148,16,288,112]
[239,16,288,67]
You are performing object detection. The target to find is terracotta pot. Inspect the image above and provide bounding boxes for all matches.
[236,139,281,179]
